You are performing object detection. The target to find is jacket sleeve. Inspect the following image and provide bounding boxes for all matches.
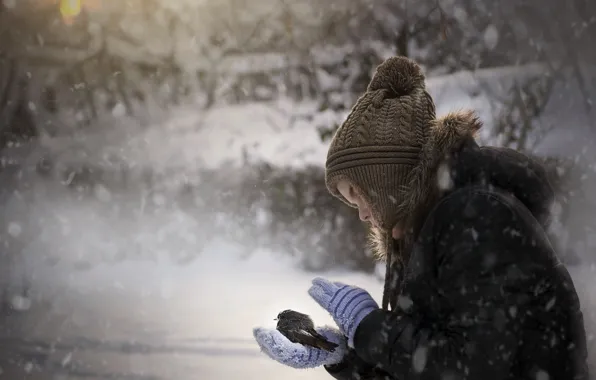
[351,189,546,379]
[324,348,382,380]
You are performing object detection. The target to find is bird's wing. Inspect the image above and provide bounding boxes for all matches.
[298,329,314,337]
[305,327,334,342]
[300,328,325,340]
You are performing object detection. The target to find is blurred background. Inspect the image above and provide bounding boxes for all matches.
[1,0,596,379]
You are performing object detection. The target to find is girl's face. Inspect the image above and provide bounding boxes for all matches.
[336,179,404,239]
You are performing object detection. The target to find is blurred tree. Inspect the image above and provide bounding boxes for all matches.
[314,0,596,143]
[2,0,595,272]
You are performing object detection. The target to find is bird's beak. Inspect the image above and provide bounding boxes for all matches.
[273,318,278,321]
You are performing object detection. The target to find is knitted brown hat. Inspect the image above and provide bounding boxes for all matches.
[324,56,482,309]
[326,57,435,231]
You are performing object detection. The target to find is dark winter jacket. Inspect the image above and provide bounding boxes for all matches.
[325,139,589,380]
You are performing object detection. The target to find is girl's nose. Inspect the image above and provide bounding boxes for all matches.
[358,207,371,222]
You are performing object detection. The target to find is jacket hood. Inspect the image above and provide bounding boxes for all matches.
[448,139,556,228]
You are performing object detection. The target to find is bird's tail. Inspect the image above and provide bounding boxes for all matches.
[310,330,339,352]
[317,339,339,352]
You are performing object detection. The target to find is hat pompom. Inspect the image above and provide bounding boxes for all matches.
[367,56,426,96]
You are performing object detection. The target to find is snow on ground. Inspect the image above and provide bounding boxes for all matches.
[19,237,384,380]
[36,242,382,343]
[13,234,596,379]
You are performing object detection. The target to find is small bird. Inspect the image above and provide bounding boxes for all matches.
[275,309,339,352]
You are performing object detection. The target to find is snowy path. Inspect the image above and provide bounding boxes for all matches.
[10,246,384,379]
[3,240,594,379]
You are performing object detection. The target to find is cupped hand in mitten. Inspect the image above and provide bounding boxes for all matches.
[252,325,347,369]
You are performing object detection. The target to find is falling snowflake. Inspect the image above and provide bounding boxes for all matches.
[412,345,428,373]
[7,222,22,237]
[436,163,453,191]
